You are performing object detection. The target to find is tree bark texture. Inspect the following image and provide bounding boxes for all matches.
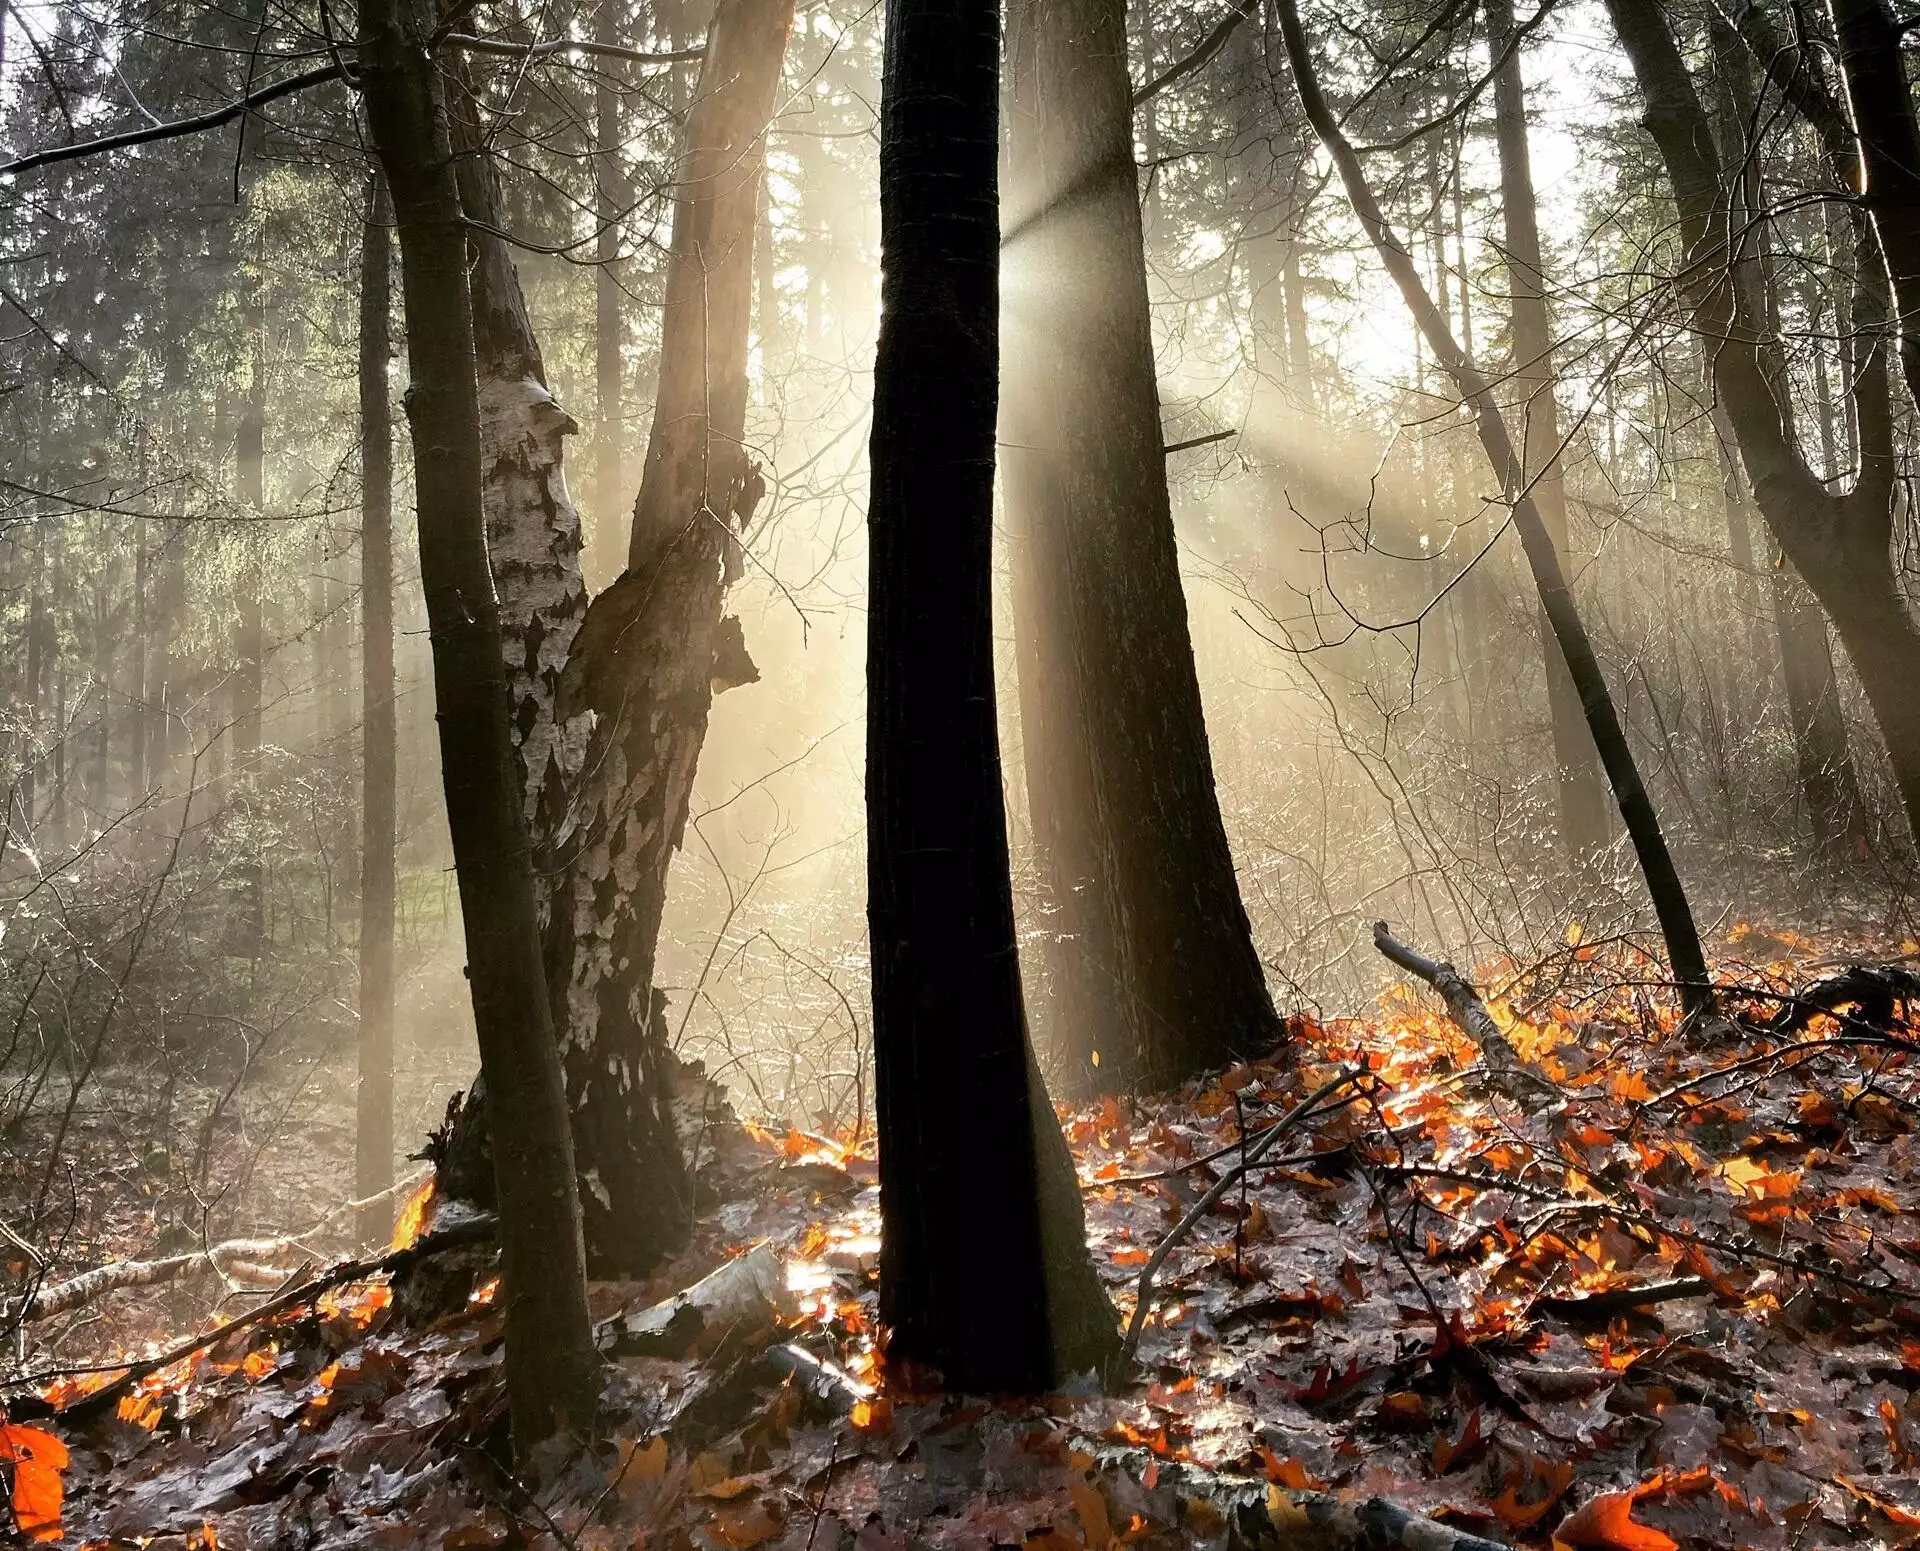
[1002,0,1282,1096]
[1484,0,1610,858]
[868,0,1120,1390]
[355,171,397,1238]
[1608,0,1920,849]
[1276,0,1710,1010]
[536,0,795,1275]
[356,0,599,1452]
[594,0,627,571]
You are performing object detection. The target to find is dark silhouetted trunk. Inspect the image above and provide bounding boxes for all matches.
[1609,0,1920,849]
[355,172,397,1238]
[594,0,626,573]
[357,0,598,1452]
[1485,0,1609,858]
[1278,0,1710,1010]
[869,0,1120,1390]
[1831,0,1920,409]
[1003,0,1281,1096]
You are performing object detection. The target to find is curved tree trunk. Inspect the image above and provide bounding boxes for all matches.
[1003,0,1283,1097]
[540,0,795,1275]
[1276,0,1710,1011]
[1608,0,1920,848]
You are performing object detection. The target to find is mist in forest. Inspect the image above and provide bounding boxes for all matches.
[2,0,1916,1387]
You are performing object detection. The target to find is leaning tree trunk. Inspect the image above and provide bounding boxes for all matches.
[1276,0,1711,1011]
[528,0,795,1276]
[356,0,598,1454]
[1608,0,1920,849]
[1484,0,1610,858]
[355,171,397,1237]
[1003,0,1283,1097]
[869,0,1120,1391]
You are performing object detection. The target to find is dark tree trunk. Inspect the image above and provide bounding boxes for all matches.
[356,0,598,1452]
[868,0,1120,1390]
[355,171,397,1238]
[1831,0,1920,409]
[1608,0,1920,849]
[1484,0,1610,858]
[236,278,266,770]
[593,0,626,577]
[1002,0,1281,1096]
[1277,0,1710,1011]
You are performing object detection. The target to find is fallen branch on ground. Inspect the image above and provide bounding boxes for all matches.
[18,1214,493,1425]
[1373,921,1555,1105]
[12,1165,434,1323]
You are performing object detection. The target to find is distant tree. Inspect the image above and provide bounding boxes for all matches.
[1607,0,1920,850]
[355,172,396,1239]
[1002,0,1283,1096]
[867,0,1119,1387]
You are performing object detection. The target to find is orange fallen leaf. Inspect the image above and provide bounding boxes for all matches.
[1491,1458,1574,1529]
[0,1424,68,1543]
[1553,1487,1677,1551]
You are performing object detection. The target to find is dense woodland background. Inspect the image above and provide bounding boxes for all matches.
[3,0,1920,1529]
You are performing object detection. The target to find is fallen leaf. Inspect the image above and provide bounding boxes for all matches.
[1554,1488,1678,1551]
[0,1423,67,1542]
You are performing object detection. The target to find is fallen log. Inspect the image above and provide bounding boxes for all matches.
[1373,921,1554,1106]
[10,1166,435,1325]
[10,1215,495,1425]
[599,1240,795,1358]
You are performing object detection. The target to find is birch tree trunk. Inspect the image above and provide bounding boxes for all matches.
[356,0,598,1451]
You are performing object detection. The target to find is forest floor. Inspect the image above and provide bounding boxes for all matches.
[8,920,1920,1550]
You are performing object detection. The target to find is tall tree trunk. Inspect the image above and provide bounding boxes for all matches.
[593,0,627,579]
[869,0,1120,1390]
[1484,0,1609,857]
[1003,0,1282,1095]
[526,0,793,1275]
[1831,0,1920,409]
[1277,0,1710,1010]
[355,171,397,1239]
[235,279,266,771]
[1608,0,1920,849]
[357,0,598,1453]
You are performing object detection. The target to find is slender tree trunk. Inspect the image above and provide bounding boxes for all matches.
[1831,0,1920,409]
[21,524,45,831]
[1277,0,1710,1009]
[594,0,626,580]
[236,279,266,771]
[131,533,148,796]
[1609,0,1920,848]
[355,171,397,1239]
[869,0,1120,1391]
[1485,0,1609,857]
[357,0,598,1452]
[1003,0,1282,1095]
